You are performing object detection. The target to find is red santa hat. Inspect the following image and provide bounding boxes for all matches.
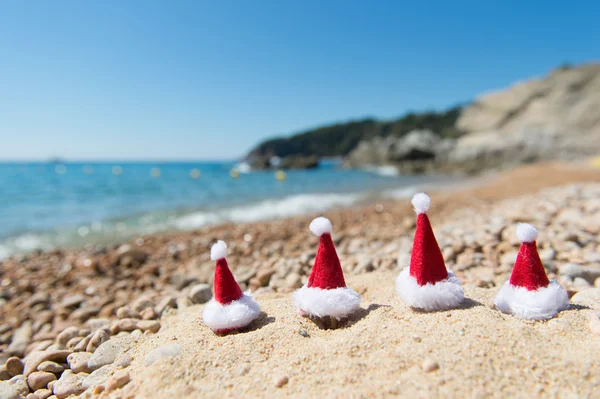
[294,217,361,319]
[396,193,464,311]
[494,224,569,320]
[202,241,261,333]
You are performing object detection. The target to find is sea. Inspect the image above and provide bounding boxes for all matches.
[0,161,459,259]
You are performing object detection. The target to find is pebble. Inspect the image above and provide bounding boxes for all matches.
[137,320,161,333]
[60,295,86,309]
[26,389,51,399]
[56,327,79,346]
[154,296,177,315]
[0,366,10,381]
[422,359,439,373]
[139,307,157,320]
[87,340,120,371]
[8,375,29,396]
[285,273,302,289]
[189,284,212,304]
[0,382,20,399]
[36,362,64,374]
[5,357,23,377]
[110,319,138,334]
[27,371,56,391]
[573,277,591,291]
[274,376,289,388]
[144,344,181,366]
[52,370,86,399]
[571,288,600,310]
[104,370,130,392]
[23,351,71,377]
[67,352,92,374]
[7,322,32,357]
[116,307,140,320]
[86,329,109,353]
[82,365,112,389]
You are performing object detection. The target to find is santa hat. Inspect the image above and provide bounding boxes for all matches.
[494,224,569,320]
[396,193,464,311]
[294,217,361,319]
[202,241,261,333]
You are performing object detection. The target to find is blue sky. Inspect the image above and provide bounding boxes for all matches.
[1,1,598,161]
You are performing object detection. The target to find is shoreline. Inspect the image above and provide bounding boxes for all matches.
[1,161,599,398]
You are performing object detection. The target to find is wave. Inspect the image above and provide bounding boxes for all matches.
[0,192,366,260]
[175,192,364,229]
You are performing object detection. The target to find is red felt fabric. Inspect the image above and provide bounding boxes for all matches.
[307,233,347,289]
[214,258,243,305]
[409,213,448,285]
[509,241,550,290]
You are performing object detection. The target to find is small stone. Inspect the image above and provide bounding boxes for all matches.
[5,357,24,377]
[139,307,157,320]
[86,330,109,353]
[154,296,176,315]
[422,359,439,373]
[27,371,56,391]
[131,296,154,313]
[73,335,91,352]
[82,365,111,389]
[136,320,160,333]
[573,277,592,291]
[56,327,79,347]
[8,322,32,357]
[589,312,600,336]
[85,319,110,332]
[33,389,52,399]
[0,365,10,381]
[52,370,86,399]
[65,337,84,351]
[559,263,583,279]
[60,295,86,309]
[104,370,130,392]
[299,329,310,338]
[8,375,29,396]
[37,362,64,374]
[189,284,212,304]
[23,351,71,377]
[87,340,120,371]
[144,344,181,366]
[110,319,138,335]
[571,288,600,310]
[66,352,92,374]
[274,376,288,388]
[285,273,302,289]
[115,307,140,320]
[0,381,20,399]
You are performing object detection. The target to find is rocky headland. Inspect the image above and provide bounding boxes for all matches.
[247,63,600,174]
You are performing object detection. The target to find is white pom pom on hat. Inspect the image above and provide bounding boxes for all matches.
[516,223,538,243]
[210,240,228,260]
[411,193,431,214]
[309,217,333,236]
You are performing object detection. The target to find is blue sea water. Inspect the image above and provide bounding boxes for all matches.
[0,161,455,259]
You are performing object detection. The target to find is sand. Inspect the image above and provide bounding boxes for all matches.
[123,271,599,399]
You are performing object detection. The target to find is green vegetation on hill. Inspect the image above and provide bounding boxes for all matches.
[247,106,464,159]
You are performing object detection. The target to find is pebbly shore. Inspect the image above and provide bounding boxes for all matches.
[0,162,599,398]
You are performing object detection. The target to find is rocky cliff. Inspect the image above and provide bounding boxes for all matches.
[346,63,600,173]
[448,63,600,171]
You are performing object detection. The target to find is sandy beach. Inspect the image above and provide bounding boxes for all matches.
[1,161,600,399]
